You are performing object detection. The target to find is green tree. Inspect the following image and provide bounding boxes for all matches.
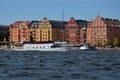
[87,41,90,46]
[105,39,110,46]
[0,31,9,41]
[96,39,102,47]
[113,37,119,47]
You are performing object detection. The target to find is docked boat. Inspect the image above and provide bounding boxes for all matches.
[11,43,67,51]
[80,44,89,50]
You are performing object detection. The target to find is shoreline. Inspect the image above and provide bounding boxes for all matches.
[0,46,120,51]
[96,47,120,51]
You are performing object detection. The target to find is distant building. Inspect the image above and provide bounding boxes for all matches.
[87,15,120,46]
[65,17,88,45]
[50,20,66,42]
[29,18,52,42]
[37,17,52,42]
[29,21,41,42]
[65,17,80,44]
[29,18,66,43]
[76,20,88,45]
[10,21,30,44]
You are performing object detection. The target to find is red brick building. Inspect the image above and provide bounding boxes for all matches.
[65,17,80,44]
[65,17,88,45]
[76,20,88,45]
[10,21,30,44]
[87,15,120,46]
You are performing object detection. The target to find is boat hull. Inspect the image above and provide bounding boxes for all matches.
[11,43,67,51]
[11,47,67,51]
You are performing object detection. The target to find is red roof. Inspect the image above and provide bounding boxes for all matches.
[11,21,31,27]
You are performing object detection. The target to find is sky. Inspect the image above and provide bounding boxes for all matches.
[0,0,120,25]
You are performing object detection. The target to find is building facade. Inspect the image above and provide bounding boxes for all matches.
[29,18,66,43]
[65,17,80,44]
[76,20,88,45]
[50,21,66,42]
[65,17,88,45]
[87,15,120,46]
[29,21,40,42]
[36,18,52,42]
[10,21,30,44]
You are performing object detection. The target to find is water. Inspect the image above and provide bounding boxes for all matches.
[0,50,120,80]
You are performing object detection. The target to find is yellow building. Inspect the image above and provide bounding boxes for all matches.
[29,21,40,42]
[29,18,66,43]
[36,18,52,42]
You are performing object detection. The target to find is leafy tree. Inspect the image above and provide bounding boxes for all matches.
[96,39,102,47]
[87,41,90,46]
[105,39,110,46]
[0,31,9,41]
[113,37,119,47]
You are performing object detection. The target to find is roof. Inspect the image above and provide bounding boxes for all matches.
[11,21,30,27]
[29,21,41,28]
[102,18,120,25]
[49,20,67,28]
[76,20,88,27]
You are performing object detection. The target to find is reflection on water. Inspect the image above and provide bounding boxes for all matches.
[0,50,120,80]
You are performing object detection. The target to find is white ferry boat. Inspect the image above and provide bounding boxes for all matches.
[11,43,67,51]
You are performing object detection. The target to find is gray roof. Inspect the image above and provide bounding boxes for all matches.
[76,20,88,28]
[29,21,41,28]
[49,20,67,29]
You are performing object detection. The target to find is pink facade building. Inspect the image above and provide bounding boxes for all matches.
[87,15,120,46]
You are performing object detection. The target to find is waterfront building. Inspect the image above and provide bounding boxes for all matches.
[65,17,88,45]
[50,21,66,42]
[65,17,80,44]
[29,21,41,42]
[10,21,30,44]
[76,20,88,45]
[29,18,66,43]
[87,15,120,46]
[35,17,52,42]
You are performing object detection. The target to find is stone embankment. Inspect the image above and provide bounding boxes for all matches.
[96,47,120,51]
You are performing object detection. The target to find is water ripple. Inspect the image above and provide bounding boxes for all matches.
[0,50,120,80]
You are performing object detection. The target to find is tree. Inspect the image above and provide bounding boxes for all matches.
[0,31,9,41]
[105,39,110,46]
[87,41,90,46]
[96,39,102,47]
[113,37,119,47]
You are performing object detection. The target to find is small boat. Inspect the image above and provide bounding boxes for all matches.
[11,43,67,51]
[80,44,89,50]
